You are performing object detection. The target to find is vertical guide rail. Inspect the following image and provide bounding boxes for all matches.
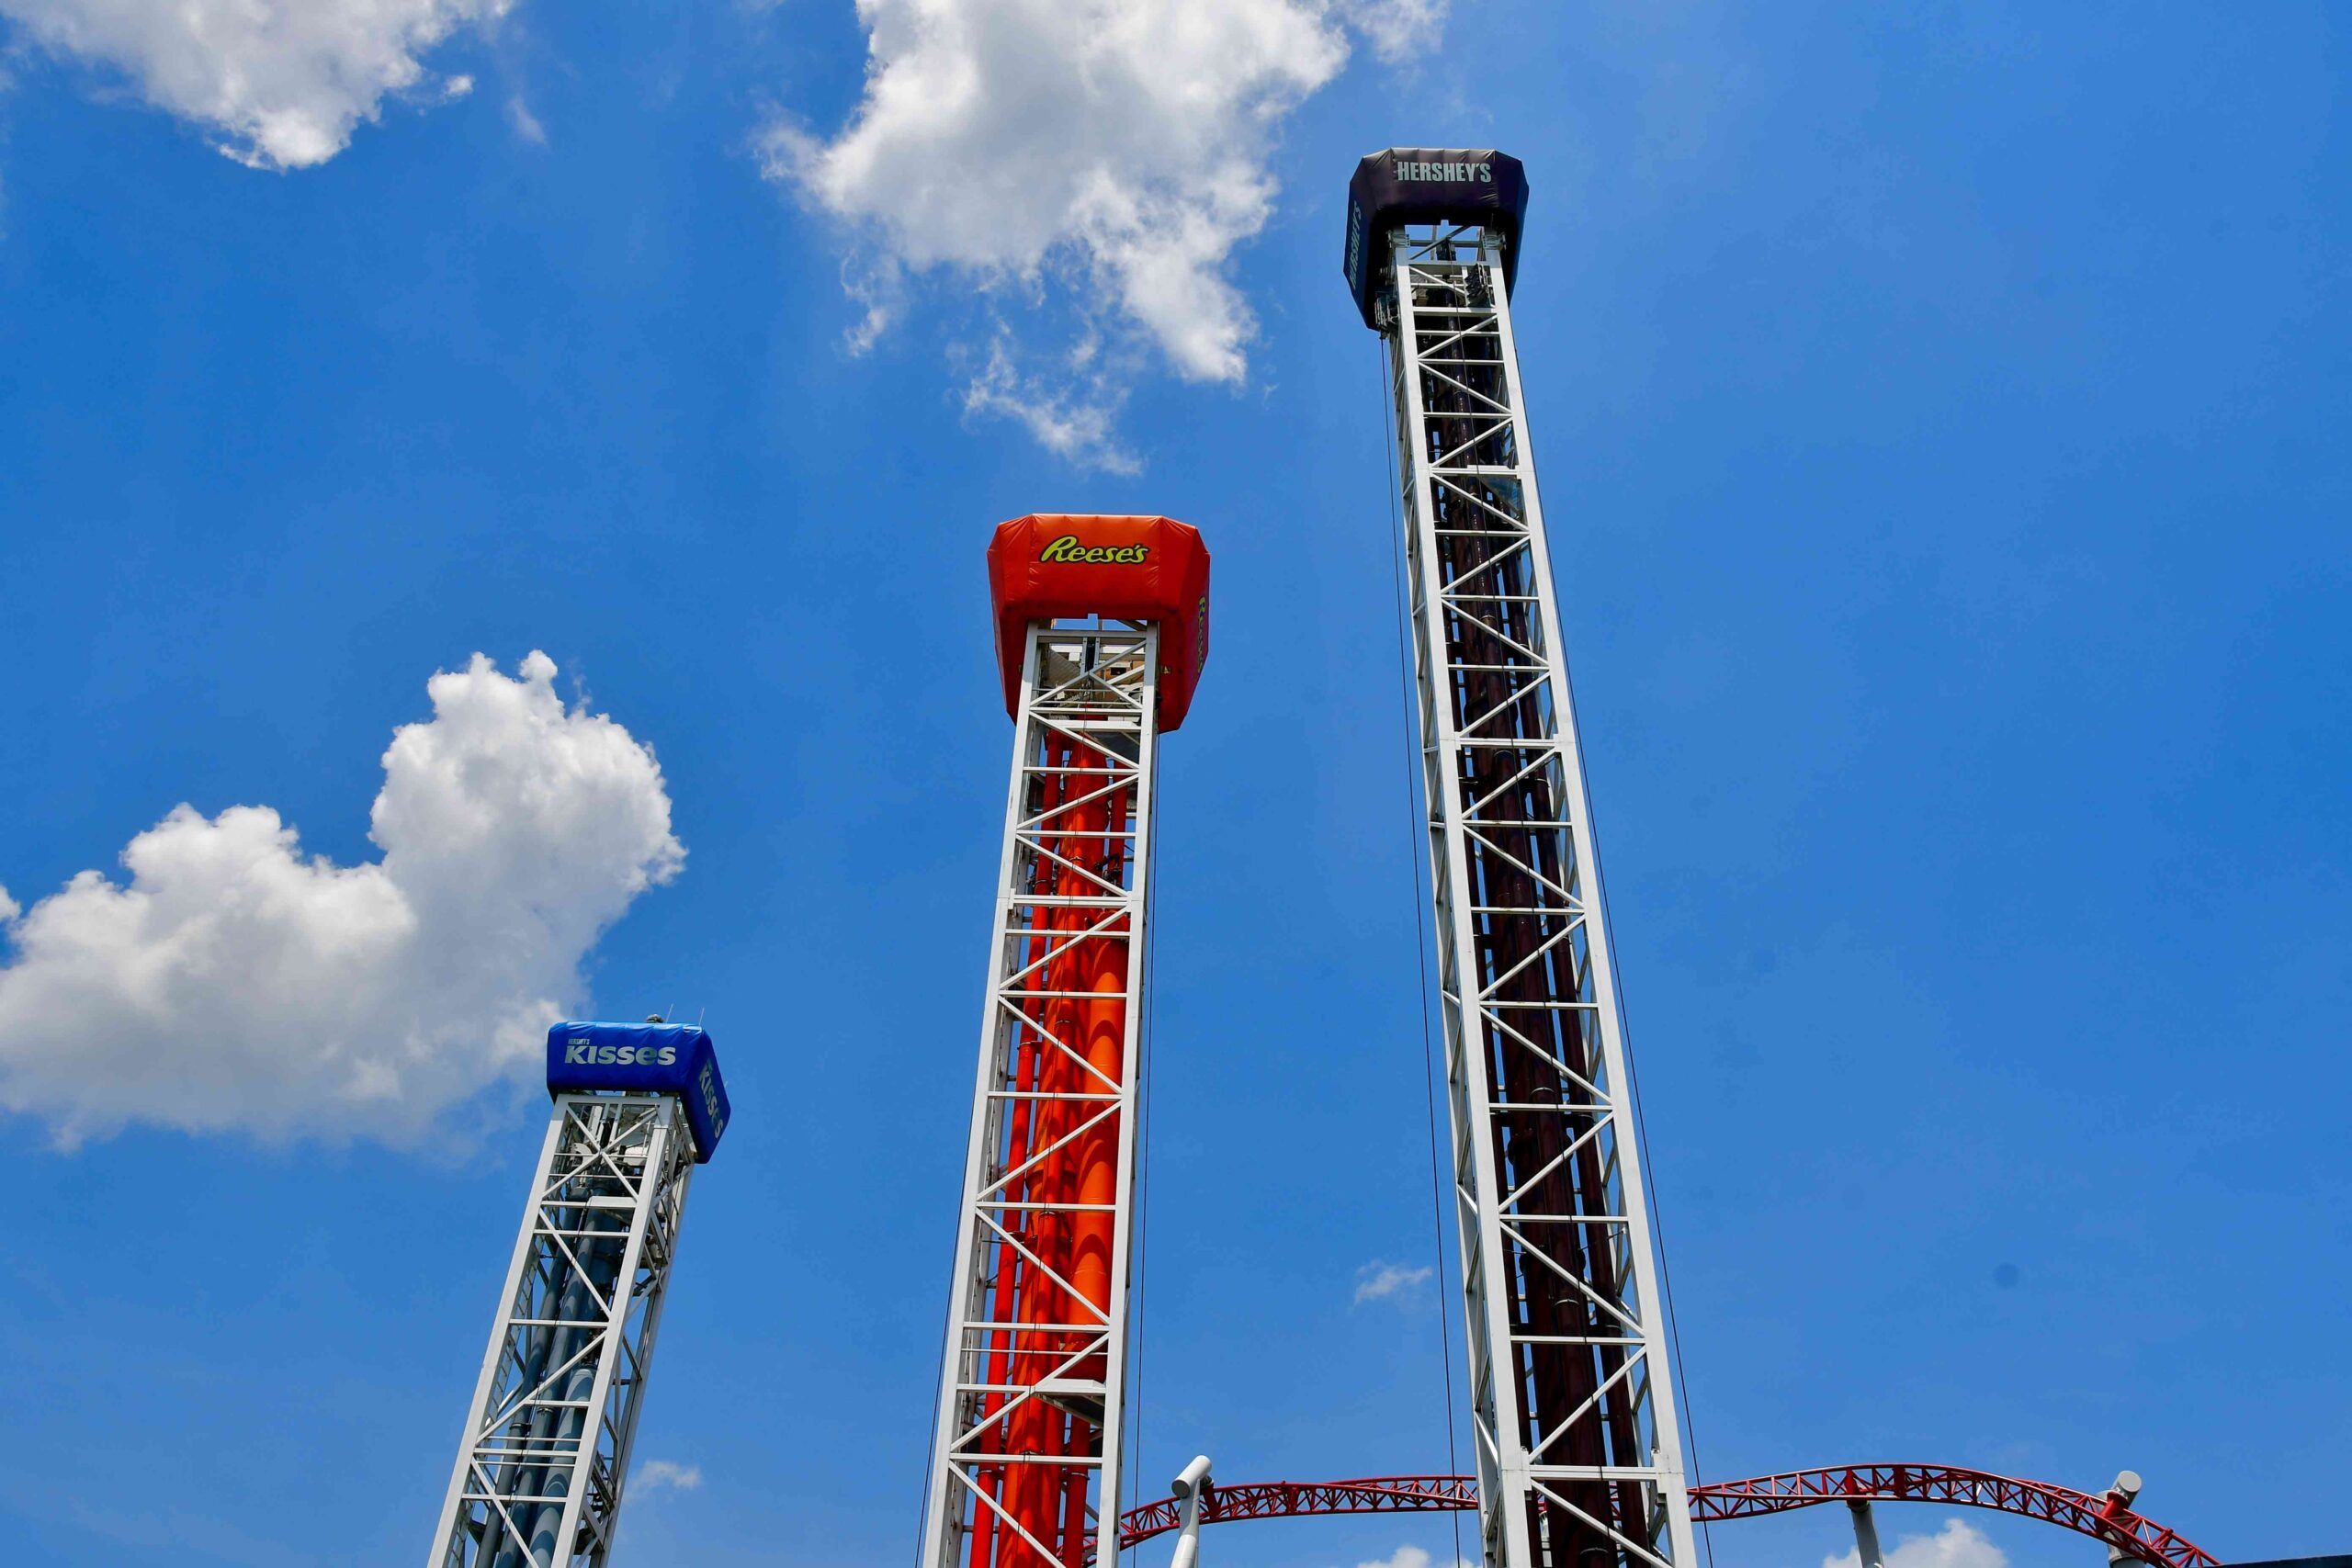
[1383,226,1696,1568]
[429,1094,695,1568]
[923,621,1161,1568]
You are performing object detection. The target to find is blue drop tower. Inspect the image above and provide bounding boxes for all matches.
[425,1022,731,1568]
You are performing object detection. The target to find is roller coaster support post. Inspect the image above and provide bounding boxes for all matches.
[1170,1456,1214,1568]
[1848,1501,1887,1568]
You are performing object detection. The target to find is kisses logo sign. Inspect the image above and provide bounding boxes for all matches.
[1038,535,1149,566]
[697,1061,727,1143]
[564,1036,677,1067]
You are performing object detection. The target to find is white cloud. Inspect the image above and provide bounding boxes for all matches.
[1826,1518,2008,1568]
[768,0,1449,457]
[635,1459,703,1495]
[0,0,511,168]
[0,652,683,1147]
[1338,0,1444,63]
[505,94,547,146]
[1351,1546,1472,1568]
[839,255,909,357]
[963,332,1140,475]
[1352,1260,1434,1305]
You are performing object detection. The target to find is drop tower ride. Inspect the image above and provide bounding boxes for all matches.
[919,515,1210,1568]
[1344,149,1697,1568]
[426,1021,731,1568]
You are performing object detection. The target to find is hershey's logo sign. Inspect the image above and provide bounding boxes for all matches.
[1395,159,1493,184]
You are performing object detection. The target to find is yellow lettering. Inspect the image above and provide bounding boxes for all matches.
[1036,536,1149,565]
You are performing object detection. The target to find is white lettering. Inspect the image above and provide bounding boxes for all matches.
[559,1038,683,1077]
[1397,158,1493,185]
[699,1063,725,1139]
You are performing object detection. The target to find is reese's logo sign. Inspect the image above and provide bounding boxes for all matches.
[1039,535,1149,565]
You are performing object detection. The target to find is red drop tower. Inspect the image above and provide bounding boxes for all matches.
[918,514,1210,1568]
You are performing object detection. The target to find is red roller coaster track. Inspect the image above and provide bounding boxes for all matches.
[1102,1464,2219,1567]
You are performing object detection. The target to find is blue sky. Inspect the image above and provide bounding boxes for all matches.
[2,3,2347,1566]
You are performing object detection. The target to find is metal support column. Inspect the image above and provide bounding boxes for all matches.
[1380,224,1696,1568]
[1170,1456,1214,1568]
[1848,1500,1887,1568]
[921,620,1161,1568]
[428,1093,695,1568]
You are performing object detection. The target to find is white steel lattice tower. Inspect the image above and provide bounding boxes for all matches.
[1342,150,1697,1568]
[428,1023,730,1568]
[921,515,1209,1568]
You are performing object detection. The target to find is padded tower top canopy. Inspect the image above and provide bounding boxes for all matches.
[987,514,1211,732]
[1342,148,1530,328]
[544,1021,731,1162]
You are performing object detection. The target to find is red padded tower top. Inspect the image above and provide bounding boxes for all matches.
[987,514,1212,732]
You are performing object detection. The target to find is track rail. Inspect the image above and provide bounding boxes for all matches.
[1103,1465,2217,1567]
[1115,1476,1480,1551]
[1692,1466,2217,1568]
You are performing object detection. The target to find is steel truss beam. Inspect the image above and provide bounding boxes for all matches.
[1690,1465,2220,1568]
[922,621,1161,1568]
[1110,1476,1481,1553]
[428,1094,695,1568]
[1378,223,1695,1568]
[1104,1468,2219,1568]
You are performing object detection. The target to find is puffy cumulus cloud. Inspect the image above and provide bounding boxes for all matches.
[0,0,511,168]
[769,0,1449,459]
[1826,1519,2007,1568]
[0,652,683,1147]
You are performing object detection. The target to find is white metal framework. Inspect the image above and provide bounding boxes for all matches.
[922,621,1161,1568]
[428,1094,696,1568]
[1378,225,1696,1568]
